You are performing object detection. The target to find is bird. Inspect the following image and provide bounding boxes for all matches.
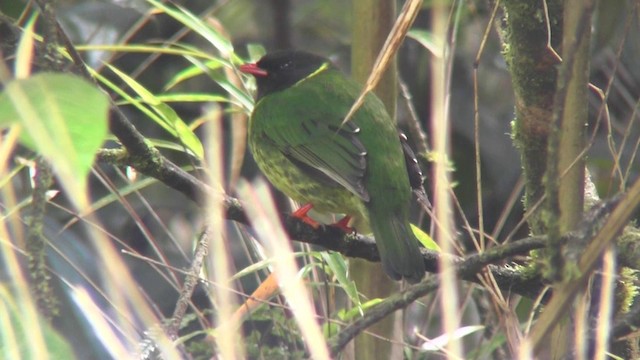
[239,50,426,283]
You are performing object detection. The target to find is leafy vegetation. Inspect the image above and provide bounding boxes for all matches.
[0,0,639,359]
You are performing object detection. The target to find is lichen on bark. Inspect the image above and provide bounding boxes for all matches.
[500,0,563,234]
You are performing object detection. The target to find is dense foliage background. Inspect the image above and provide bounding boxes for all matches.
[1,0,639,359]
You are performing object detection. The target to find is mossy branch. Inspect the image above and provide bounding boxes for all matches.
[501,0,563,234]
[544,0,593,282]
[26,158,58,320]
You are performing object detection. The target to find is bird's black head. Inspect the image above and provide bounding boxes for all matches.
[240,50,333,100]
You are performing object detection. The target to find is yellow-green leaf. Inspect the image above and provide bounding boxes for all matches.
[106,64,204,159]
[0,73,109,207]
[411,223,440,251]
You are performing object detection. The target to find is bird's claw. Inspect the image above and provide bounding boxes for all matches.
[332,215,354,234]
[292,205,354,234]
[292,203,320,229]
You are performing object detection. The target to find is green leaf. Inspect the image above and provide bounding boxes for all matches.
[337,298,383,322]
[411,223,440,251]
[147,0,236,59]
[320,252,363,312]
[106,64,204,159]
[0,73,108,205]
[76,43,208,58]
[164,59,226,90]
[407,29,442,57]
[184,55,254,112]
[230,252,312,280]
[155,93,232,103]
[322,321,341,339]
[116,93,235,107]
[246,43,266,62]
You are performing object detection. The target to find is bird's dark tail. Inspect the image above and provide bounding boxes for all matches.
[368,210,426,284]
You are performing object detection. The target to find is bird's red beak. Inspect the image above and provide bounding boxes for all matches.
[239,63,268,77]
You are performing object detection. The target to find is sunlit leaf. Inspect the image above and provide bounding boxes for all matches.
[336,298,383,322]
[76,43,207,58]
[407,29,443,57]
[411,224,440,251]
[184,56,254,112]
[164,59,226,90]
[155,93,232,103]
[246,43,266,62]
[106,64,204,159]
[321,252,363,312]
[0,73,108,205]
[147,0,236,59]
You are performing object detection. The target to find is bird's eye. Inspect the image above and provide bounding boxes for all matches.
[281,61,292,70]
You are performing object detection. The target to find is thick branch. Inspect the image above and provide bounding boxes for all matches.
[501,0,563,234]
[544,0,593,281]
[96,148,246,223]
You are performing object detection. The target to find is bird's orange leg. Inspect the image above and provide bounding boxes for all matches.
[292,203,320,228]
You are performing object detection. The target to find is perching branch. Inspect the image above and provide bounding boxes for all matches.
[97,145,640,306]
[26,158,57,320]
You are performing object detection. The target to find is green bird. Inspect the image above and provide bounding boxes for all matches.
[240,50,426,283]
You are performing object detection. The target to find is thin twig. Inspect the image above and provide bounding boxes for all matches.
[327,236,546,356]
[166,227,210,339]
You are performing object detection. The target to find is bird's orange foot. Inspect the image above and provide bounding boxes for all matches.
[292,203,320,229]
[332,215,354,234]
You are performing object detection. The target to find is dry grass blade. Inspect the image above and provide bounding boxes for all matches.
[430,0,462,357]
[15,15,35,79]
[226,272,279,325]
[237,178,330,359]
[593,247,615,359]
[204,107,244,358]
[71,287,131,359]
[341,0,423,126]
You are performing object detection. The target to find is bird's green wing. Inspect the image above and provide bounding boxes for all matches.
[265,118,370,201]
